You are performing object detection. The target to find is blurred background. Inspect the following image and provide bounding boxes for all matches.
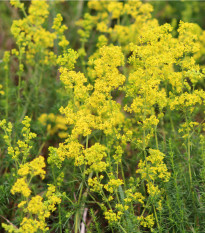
[1,0,205,57]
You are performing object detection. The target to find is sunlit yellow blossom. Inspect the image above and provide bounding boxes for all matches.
[137,214,155,229]
[29,156,46,179]
[104,179,123,193]
[11,177,31,197]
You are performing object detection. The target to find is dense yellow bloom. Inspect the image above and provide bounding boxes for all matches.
[79,0,156,54]
[18,156,46,179]
[5,0,205,231]
[29,156,46,179]
[82,143,108,173]
[27,195,45,215]
[11,177,31,197]
[107,2,123,19]
[10,0,70,66]
[137,149,170,182]
[18,201,26,208]
[38,113,68,138]
[124,189,145,204]
[45,184,61,212]
[10,0,24,9]
[104,209,123,223]
[88,176,104,193]
[57,140,84,162]
[115,203,129,212]
[146,183,161,197]
[7,184,61,232]
[28,0,49,25]
[18,163,30,176]
[113,145,123,163]
[59,70,90,101]
[104,179,123,193]
[137,214,155,229]
[20,218,40,233]
[170,90,205,111]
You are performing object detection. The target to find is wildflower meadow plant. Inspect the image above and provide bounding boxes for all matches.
[1,0,205,232]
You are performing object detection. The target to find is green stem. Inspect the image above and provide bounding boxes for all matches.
[155,126,158,150]
[5,67,9,120]
[120,161,126,188]
[75,212,79,233]
[118,223,128,233]
[153,205,161,233]
[58,203,62,233]
[187,135,192,186]
[52,166,62,233]
[17,47,23,116]
[17,72,22,115]
[185,113,192,186]
[75,135,89,233]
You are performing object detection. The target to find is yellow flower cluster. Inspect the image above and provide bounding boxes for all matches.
[80,143,108,173]
[4,0,205,231]
[10,0,24,9]
[10,0,69,66]
[56,140,84,164]
[178,121,199,139]
[0,116,36,161]
[88,176,104,193]
[8,185,61,233]
[104,179,124,194]
[104,203,129,224]
[78,0,155,52]
[137,149,170,198]
[0,84,4,96]
[1,116,61,233]
[104,209,123,224]
[137,214,155,229]
[138,150,169,180]
[10,1,55,65]
[58,45,125,145]
[170,90,205,112]
[11,177,31,197]
[52,13,69,49]
[124,189,145,205]
[3,51,10,71]
[38,113,68,138]
[18,156,46,179]
[45,184,61,212]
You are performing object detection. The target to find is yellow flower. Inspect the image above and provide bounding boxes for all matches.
[11,177,31,197]
[137,214,155,229]
[10,0,24,9]
[104,179,123,194]
[29,156,46,179]
[0,85,5,96]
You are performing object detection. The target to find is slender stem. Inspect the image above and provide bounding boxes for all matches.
[120,161,126,188]
[153,205,161,233]
[75,135,89,233]
[75,212,79,233]
[17,71,22,114]
[52,166,62,233]
[17,47,23,116]
[185,113,192,186]
[58,203,62,233]
[118,223,128,233]
[5,66,9,120]
[155,126,158,150]
[187,134,192,185]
